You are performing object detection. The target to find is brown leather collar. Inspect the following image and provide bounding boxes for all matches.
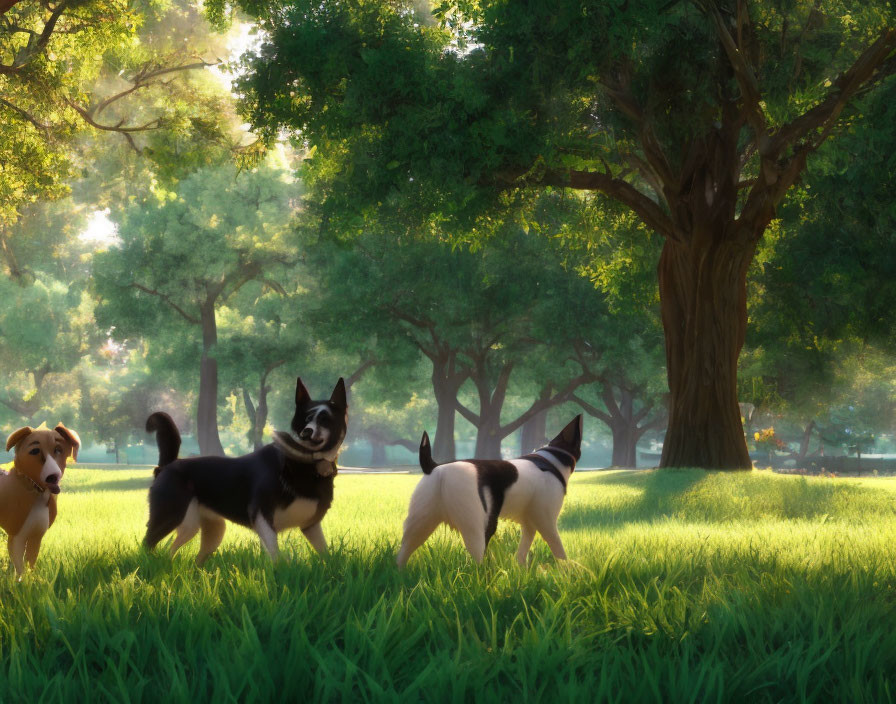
[11,467,45,494]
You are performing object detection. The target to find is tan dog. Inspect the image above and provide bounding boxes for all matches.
[1,424,80,576]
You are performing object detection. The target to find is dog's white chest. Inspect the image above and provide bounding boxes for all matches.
[273,498,320,532]
[19,497,50,537]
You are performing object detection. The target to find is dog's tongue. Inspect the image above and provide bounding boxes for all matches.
[48,484,60,495]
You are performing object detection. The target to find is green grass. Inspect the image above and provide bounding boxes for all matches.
[2,466,896,702]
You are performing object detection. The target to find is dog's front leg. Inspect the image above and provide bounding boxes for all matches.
[301,522,328,555]
[253,515,280,561]
[7,534,26,576]
[24,533,44,568]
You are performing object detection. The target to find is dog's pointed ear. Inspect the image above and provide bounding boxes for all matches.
[295,377,311,406]
[54,424,81,461]
[330,377,347,408]
[550,415,583,453]
[564,414,583,446]
[6,426,33,453]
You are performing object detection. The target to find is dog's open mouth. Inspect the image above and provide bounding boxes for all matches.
[45,474,61,494]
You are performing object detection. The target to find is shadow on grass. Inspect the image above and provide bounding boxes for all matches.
[561,468,892,531]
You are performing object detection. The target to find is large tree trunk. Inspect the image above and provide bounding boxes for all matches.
[474,415,503,459]
[197,300,225,456]
[658,237,755,469]
[430,355,466,462]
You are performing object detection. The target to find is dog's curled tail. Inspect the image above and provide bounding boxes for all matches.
[146,412,181,476]
[419,431,438,475]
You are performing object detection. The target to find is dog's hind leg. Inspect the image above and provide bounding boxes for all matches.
[169,500,200,555]
[516,522,536,567]
[459,526,487,564]
[396,512,441,568]
[196,515,226,565]
[301,522,328,555]
[535,523,567,561]
[144,469,193,551]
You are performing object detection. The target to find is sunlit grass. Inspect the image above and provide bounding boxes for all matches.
[2,466,896,702]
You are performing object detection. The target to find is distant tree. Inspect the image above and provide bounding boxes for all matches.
[224,0,896,469]
[0,273,94,424]
[93,162,298,455]
[216,283,310,450]
[76,340,165,462]
[309,227,607,459]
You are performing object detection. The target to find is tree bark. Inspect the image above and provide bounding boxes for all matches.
[430,354,467,462]
[519,389,549,455]
[197,299,225,456]
[0,1,25,16]
[658,237,755,469]
[798,420,816,460]
[574,382,665,468]
[610,421,639,468]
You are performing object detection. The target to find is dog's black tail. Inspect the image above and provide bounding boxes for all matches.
[146,412,181,476]
[419,431,438,475]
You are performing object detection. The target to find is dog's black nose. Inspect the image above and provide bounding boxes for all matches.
[300,428,313,440]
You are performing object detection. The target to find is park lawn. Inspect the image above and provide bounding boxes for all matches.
[1,467,895,702]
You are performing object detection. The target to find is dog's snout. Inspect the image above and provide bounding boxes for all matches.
[299,428,313,440]
[46,473,60,485]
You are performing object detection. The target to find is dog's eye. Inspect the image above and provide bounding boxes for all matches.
[54,447,63,455]
[29,448,40,456]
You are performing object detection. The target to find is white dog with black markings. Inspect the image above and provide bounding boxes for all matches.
[397,415,583,567]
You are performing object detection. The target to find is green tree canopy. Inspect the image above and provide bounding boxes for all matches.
[93,160,299,455]
[220,0,896,469]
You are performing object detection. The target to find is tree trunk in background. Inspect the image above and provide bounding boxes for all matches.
[798,420,816,460]
[474,411,503,459]
[197,299,225,456]
[610,421,639,468]
[658,236,755,469]
[242,385,271,452]
[430,355,466,462]
[519,385,550,454]
[370,440,386,466]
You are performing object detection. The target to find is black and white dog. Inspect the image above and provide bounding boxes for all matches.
[397,415,583,567]
[144,378,347,564]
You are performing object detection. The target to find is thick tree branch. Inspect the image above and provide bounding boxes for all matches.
[769,28,896,156]
[540,169,678,240]
[499,372,594,437]
[571,394,613,426]
[632,400,654,425]
[709,0,768,141]
[0,0,72,74]
[129,283,200,324]
[346,357,377,389]
[455,399,481,427]
[0,0,26,16]
[66,100,162,133]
